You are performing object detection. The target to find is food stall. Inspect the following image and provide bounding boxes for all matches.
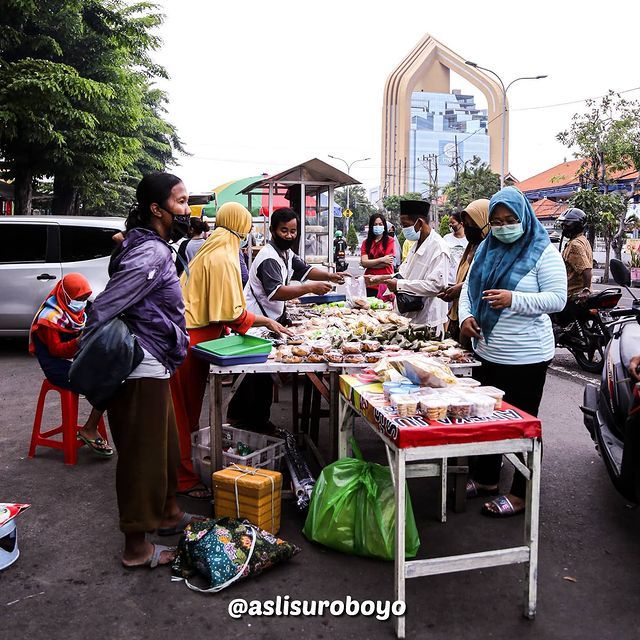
[238,158,359,268]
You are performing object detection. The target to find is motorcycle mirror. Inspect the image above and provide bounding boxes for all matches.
[610,259,631,287]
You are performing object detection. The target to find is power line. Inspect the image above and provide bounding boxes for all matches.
[511,86,640,112]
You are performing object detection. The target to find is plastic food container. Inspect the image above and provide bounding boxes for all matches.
[475,386,505,409]
[193,335,272,366]
[471,394,496,418]
[419,397,449,421]
[447,399,473,419]
[455,378,482,388]
[390,394,419,417]
[383,382,404,400]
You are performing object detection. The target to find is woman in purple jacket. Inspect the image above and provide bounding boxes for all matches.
[88,173,195,569]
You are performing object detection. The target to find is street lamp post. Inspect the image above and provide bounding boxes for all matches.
[328,154,370,234]
[464,61,547,189]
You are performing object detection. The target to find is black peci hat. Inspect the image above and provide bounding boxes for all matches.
[400,200,430,218]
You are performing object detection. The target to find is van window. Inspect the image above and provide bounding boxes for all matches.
[0,224,47,263]
[60,226,119,262]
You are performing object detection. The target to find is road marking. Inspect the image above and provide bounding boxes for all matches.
[549,364,598,384]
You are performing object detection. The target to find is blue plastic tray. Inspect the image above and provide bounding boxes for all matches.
[192,346,270,367]
[299,293,346,305]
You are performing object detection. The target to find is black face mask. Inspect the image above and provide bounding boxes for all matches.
[463,225,486,245]
[272,234,295,251]
[169,213,190,242]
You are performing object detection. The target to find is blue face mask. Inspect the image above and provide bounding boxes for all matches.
[402,222,421,242]
[491,223,524,244]
[68,299,87,313]
[372,225,385,236]
[240,237,248,248]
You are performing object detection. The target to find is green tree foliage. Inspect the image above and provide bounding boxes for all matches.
[0,0,183,215]
[557,91,640,263]
[335,185,377,232]
[441,158,500,215]
[438,213,451,237]
[346,222,358,253]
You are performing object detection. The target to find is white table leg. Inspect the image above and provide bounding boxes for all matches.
[394,448,407,639]
[209,374,224,472]
[440,457,448,524]
[337,396,354,459]
[524,438,541,619]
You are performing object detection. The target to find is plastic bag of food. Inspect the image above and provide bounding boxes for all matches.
[345,276,369,309]
[389,355,457,388]
[303,439,420,561]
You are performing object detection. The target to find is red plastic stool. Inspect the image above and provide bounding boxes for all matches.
[28,379,108,465]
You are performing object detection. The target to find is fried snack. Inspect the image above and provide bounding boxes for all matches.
[281,354,303,364]
[343,353,365,364]
[291,345,311,357]
[364,352,382,364]
[307,352,326,364]
[325,350,344,363]
[311,340,331,354]
[361,340,381,352]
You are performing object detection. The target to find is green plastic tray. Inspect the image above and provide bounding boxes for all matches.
[195,335,273,357]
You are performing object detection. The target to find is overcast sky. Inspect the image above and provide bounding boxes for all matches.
[153,0,640,196]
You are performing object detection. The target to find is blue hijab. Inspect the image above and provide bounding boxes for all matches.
[467,186,550,340]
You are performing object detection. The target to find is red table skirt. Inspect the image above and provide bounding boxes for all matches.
[339,374,542,449]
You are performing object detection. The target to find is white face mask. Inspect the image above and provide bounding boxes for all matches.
[68,299,87,312]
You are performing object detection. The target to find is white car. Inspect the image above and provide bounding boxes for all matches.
[0,216,125,336]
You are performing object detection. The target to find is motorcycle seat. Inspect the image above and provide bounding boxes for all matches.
[619,321,640,371]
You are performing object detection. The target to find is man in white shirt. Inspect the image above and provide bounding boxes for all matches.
[367,200,450,335]
[442,212,468,285]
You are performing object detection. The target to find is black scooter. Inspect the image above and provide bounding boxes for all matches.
[581,259,640,502]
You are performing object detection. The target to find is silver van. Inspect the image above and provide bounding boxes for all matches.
[0,216,125,336]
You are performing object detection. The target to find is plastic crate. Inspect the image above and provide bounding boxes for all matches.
[191,425,285,488]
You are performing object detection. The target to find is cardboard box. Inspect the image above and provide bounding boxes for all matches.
[213,464,282,534]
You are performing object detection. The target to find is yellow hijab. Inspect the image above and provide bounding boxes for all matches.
[450,198,490,322]
[181,202,252,329]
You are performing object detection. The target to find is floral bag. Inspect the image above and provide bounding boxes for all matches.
[171,517,300,593]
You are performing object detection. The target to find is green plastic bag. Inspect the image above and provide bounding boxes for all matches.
[302,439,420,561]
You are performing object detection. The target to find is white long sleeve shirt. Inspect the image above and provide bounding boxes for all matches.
[394,230,450,331]
[459,244,567,365]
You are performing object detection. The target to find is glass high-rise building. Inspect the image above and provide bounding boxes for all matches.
[408,90,490,193]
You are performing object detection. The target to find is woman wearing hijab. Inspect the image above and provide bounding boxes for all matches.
[459,187,567,517]
[438,199,490,344]
[170,202,289,499]
[29,273,113,457]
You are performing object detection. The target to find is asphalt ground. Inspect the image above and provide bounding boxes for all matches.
[2,334,640,640]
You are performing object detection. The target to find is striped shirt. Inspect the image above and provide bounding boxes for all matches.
[459,245,567,365]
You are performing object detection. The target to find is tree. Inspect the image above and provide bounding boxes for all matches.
[0,0,183,215]
[441,157,500,215]
[335,185,377,232]
[557,91,640,265]
[570,188,627,282]
[346,222,358,254]
[438,214,451,237]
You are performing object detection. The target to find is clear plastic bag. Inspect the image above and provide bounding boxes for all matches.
[345,276,368,308]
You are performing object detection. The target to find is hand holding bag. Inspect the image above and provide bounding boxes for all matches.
[394,274,424,313]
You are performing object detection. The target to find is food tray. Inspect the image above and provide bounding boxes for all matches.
[191,425,285,488]
[192,347,270,367]
[193,334,272,366]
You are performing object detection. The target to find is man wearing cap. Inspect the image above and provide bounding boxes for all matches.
[367,200,450,336]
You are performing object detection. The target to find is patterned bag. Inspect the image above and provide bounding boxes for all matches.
[171,517,300,593]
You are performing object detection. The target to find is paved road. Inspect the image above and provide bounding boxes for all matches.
[2,338,639,639]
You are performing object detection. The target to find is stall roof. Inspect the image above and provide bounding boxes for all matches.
[239,158,360,195]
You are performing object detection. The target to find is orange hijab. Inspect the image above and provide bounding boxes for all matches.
[28,273,92,354]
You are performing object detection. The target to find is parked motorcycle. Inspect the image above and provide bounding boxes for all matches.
[581,259,640,502]
[553,288,622,372]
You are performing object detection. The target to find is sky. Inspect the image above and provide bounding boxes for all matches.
[152,0,640,197]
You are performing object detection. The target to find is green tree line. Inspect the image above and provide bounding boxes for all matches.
[0,0,183,216]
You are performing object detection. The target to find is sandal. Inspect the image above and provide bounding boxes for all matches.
[157,512,205,537]
[176,483,212,500]
[466,479,499,499]
[481,495,525,518]
[77,432,113,457]
[122,543,175,569]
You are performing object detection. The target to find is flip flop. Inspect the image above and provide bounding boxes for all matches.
[122,543,176,569]
[157,512,204,537]
[466,479,499,499]
[176,484,212,500]
[77,432,113,457]
[481,495,525,518]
